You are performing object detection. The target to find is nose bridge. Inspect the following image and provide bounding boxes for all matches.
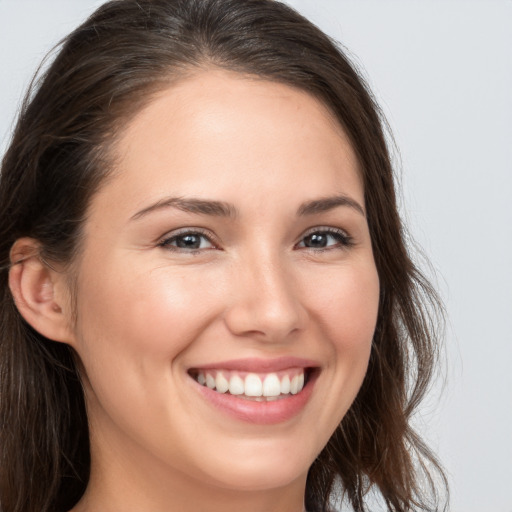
[224,247,306,341]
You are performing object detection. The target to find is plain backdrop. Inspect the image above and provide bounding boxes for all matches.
[1,1,511,511]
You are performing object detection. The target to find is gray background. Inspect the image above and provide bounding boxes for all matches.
[1,1,511,511]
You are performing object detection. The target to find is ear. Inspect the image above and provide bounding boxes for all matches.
[8,238,75,345]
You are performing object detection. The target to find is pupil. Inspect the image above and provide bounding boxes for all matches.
[177,234,200,249]
[305,233,327,248]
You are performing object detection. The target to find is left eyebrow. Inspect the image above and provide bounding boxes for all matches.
[297,195,365,217]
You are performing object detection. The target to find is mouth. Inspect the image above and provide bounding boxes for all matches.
[187,358,320,424]
[188,367,314,402]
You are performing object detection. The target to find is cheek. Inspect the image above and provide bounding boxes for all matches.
[69,259,224,437]
[292,260,379,438]
[305,262,380,353]
[74,260,221,357]
[69,258,229,421]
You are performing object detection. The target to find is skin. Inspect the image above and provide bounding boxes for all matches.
[39,70,380,512]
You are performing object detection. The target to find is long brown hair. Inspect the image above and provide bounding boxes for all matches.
[0,1,447,511]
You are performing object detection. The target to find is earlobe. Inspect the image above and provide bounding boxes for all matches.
[8,238,74,345]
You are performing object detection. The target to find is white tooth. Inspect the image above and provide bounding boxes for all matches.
[263,373,281,397]
[197,373,206,386]
[297,372,305,392]
[206,373,216,389]
[290,375,299,395]
[244,373,263,396]
[280,375,291,394]
[229,374,244,395]
[215,372,229,393]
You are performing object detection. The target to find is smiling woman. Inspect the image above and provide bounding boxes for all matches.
[0,1,446,512]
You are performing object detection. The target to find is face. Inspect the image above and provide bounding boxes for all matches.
[66,70,379,498]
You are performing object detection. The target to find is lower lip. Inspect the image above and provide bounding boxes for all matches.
[192,371,318,425]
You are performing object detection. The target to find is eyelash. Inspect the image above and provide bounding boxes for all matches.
[296,227,354,252]
[157,227,354,253]
[157,228,218,253]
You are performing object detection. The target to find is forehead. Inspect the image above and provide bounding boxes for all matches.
[91,69,363,221]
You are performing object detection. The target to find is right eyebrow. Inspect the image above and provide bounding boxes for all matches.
[130,196,238,221]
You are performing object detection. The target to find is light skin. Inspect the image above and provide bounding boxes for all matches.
[9,70,380,512]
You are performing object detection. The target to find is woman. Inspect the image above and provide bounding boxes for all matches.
[0,0,447,511]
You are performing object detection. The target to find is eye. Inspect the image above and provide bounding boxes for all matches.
[158,230,217,252]
[296,228,353,250]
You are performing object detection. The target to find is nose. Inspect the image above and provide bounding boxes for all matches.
[223,254,308,343]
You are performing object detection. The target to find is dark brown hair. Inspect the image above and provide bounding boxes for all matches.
[0,1,447,511]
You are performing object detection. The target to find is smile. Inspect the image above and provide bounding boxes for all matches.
[190,368,306,401]
[188,358,319,424]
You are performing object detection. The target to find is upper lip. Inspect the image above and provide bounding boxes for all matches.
[189,356,319,373]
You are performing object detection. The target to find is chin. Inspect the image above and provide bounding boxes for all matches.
[193,438,315,492]
[209,464,307,493]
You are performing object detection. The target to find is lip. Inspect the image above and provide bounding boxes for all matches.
[188,358,320,425]
[189,356,319,373]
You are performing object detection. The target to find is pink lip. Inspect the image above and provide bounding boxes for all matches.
[189,360,320,425]
[189,356,319,373]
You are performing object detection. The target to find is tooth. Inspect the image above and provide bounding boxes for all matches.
[215,372,229,393]
[262,373,281,397]
[229,374,244,395]
[297,372,305,392]
[290,375,299,394]
[280,375,291,394]
[244,373,263,396]
[206,373,216,389]
[197,373,206,386]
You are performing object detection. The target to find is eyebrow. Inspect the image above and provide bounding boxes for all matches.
[131,197,237,220]
[297,195,365,217]
[131,194,365,221]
